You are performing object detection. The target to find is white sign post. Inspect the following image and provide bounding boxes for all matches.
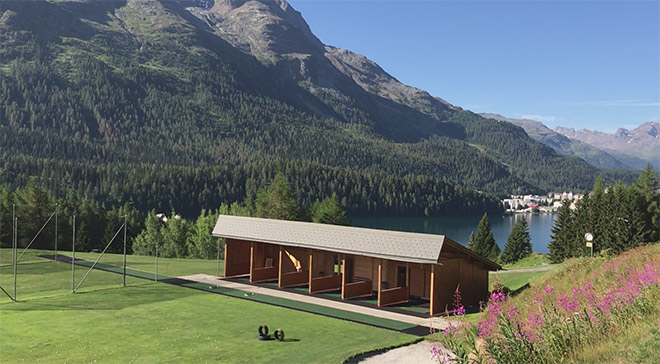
[585,233,594,258]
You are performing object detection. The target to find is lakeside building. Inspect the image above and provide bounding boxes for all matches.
[503,192,583,212]
[213,215,501,316]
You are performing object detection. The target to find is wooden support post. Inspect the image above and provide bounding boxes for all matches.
[377,259,382,307]
[249,242,254,283]
[278,246,283,287]
[308,251,313,293]
[430,264,436,316]
[341,255,346,300]
[406,262,410,296]
[223,239,229,278]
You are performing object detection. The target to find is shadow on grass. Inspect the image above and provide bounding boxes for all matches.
[510,283,531,297]
[0,283,196,312]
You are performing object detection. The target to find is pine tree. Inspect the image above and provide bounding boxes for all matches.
[255,172,299,220]
[310,194,349,225]
[636,163,660,242]
[470,213,500,261]
[548,199,574,263]
[501,218,532,264]
[466,231,475,250]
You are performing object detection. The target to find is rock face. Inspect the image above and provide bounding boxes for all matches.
[554,122,660,169]
[480,113,630,170]
[186,0,455,140]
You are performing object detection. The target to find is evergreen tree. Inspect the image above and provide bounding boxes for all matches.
[255,172,299,220]
[470,213,500,261]
[466,231,475,250]
[548,199,575,263]
[501,218,532,264]
[310,194,349,225]
[636,163,660,242]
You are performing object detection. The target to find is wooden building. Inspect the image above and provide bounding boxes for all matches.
[212,215,501,316]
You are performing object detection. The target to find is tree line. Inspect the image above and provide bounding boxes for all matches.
[548,164,660,263]
[0,173,349,259]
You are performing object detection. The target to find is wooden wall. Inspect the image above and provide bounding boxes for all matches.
[224,238,251,277]
[252,242,279,269]
[431,258,490,315]
[310,250,335,278]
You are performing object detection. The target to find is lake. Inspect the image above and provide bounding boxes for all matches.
[351,213,556,254]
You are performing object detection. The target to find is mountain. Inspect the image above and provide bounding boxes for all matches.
[0,0,631,217]
[480,113,629,170]
[554,123,660,170]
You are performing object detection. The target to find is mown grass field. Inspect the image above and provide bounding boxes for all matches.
[0,250,417,363]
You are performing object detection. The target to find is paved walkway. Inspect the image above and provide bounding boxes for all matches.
[180,274,453,330]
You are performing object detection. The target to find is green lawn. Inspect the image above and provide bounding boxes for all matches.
[489,270,549,292]
[0,249,224,302]
[0,251,418,363]
[501,253,553,270]
[0,283,416,363]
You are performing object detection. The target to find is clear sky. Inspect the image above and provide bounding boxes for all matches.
[289,0,660,133]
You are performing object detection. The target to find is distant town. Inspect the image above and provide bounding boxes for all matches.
[502,192,583,213]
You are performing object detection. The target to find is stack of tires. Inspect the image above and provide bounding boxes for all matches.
[258,325,284,341]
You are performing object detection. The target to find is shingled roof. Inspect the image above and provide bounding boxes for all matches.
[212,215,500,269]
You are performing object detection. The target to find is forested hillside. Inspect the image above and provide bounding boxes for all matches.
[0,0,635,217]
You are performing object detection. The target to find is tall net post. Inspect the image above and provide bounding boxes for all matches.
[155,241,159,282]
[123,215,127,287]
[13,215,17,301]
[54,203,58,261]
[71,215,75,293]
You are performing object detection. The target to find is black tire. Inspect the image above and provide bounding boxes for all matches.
[274,329,285,341]
[258,324,269,336]
[258,334,270,341]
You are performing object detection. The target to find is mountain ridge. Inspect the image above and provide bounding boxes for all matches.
[0,0,635,216]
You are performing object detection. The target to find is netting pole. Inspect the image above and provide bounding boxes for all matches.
[71,215,75,293]
[216,238,221,277]
[122,215,127,288]
[12,204,16,301]
[155,241,158,282]
[13,216,17,302]
[54,203,58,262]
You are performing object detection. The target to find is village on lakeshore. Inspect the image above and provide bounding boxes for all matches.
[501,192,583,213]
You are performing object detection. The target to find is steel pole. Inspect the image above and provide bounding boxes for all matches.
[13,216,17,301]
[155,242,158,282]
[123,216,127,287]
[72,215,76,293]
[54,204,58,261]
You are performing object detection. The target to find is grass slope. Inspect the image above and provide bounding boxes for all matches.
[439,244,660,363]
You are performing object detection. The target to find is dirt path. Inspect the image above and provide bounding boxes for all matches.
[347,340,438,364]
[494,265,557,274]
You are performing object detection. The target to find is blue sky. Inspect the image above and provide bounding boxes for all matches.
[289,0,660,133]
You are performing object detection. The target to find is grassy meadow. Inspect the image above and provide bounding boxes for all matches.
[0,250,417,363]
